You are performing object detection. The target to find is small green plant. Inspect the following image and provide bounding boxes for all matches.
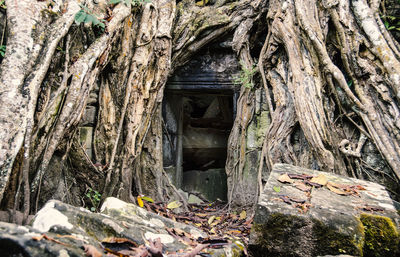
[74,5,105,29]
[0,45,5,57]
[85,188,101,212]
[233,61,257,89]
[0,0,6,9]
[382,15,400,31]
[109,0,150,7]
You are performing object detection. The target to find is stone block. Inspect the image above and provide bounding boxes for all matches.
[182,168,227,202]
[249,163,400,257]
[80,106,97,126]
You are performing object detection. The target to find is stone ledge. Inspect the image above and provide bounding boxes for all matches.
[249,163,400,257]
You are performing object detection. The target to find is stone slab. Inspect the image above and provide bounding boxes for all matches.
[249,163,400,257]
[182,168,227,201]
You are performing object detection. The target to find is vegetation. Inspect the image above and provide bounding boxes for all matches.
[74,5,105,29]
[233,62,257,89]
[0,45,5,57]
[85,188,102,212]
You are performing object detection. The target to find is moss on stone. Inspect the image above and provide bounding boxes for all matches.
[250,213,312,256]
[76,214,119,241]
[312,218,364,256]
[256,111,270,146]
[360,213,399,257]
[250,213,365,257]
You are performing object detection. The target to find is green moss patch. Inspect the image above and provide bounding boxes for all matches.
[312,218,364,256]
[250,213,313,256]
[360,213,399,257]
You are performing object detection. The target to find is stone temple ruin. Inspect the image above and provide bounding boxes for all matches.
[162,43,240,202]
[76,42,240,203]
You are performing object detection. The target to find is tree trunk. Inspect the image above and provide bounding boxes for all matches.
[0,0,399,214]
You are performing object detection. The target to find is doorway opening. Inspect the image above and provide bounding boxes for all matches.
[162,43,239,202]
[162,90,235,202]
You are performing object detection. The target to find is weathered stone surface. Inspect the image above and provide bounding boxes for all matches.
[0,197,242,256]
[80,106,97,126]
[249,163,400,257]
[182,168,227,201]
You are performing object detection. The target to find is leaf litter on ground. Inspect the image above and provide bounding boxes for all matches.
[32,199,253,257]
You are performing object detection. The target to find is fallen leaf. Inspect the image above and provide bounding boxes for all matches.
[83,244,102,257]
[354,185,366,190]
[226,230,242,234]
[304,181,323,188]
[208,215,216,225]
[287,173,314,180]
[294,182,311,192]
[273,186,281,192]
[137,196,144,208]
[310,174,328,186]
[210,220,220,226]
[141,196,154,203]
[239,210,246,220]
[32,234,70,246]
[195,213,208,217]
[102,237,138,246]
[327,183,348,195]
[278,173,294,184]
[167,200,182,209]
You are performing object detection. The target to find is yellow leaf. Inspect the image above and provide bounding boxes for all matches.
[195,213,208,217]
[195,0,209,7]
[211,220,219,227]
[239,210,246,220]
[141,196,154,203]
[167,200,182,209]
[208,215,215,225]
[137,196,144,208]
[278,173,294,184]
[209,227,216,234]
[194,223,202,227]
[310,174,328,186]
[227,230,242,234]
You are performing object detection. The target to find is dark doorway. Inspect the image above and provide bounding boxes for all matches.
[181,93,233,172]
[162,90,234,202]
[162,43,240,202]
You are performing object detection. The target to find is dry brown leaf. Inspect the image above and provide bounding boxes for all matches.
[278,173,294,184]
[310,174,328,186]
[83,245,102,257]
[101,237,138,247]
[327,183,348,195]
[294,182,311,192]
